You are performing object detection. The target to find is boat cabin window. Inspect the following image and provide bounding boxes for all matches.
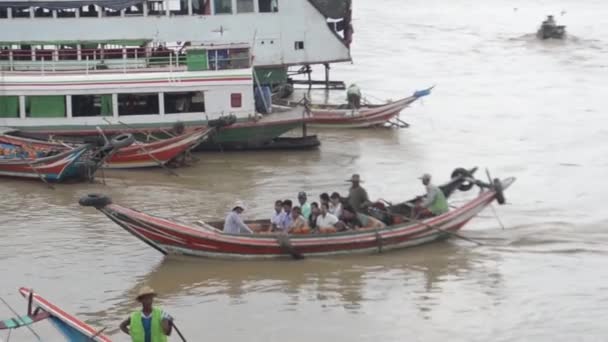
[214,0,232,14]
[34,7,52,17]
[118,93,159,116]
[147,0,165,15]
[192,0,211,14]
[207,48,250,70]
[0,96,20,118]
[236,0,254,13]
[57,8,77,18]
[231,93,242,108]
[170,0,189,15]
[25,96,66,118]
[0,46,10,60]
[0,8,8,18]
[72,94,113,117]
[124,4,144,16]
[13,7,31,18]
[104,7,121,17]
[164,92,205,114]
[80,5,98,17]
[258,0,277,13]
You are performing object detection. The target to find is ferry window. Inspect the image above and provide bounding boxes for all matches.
[0,96,20,118]
[0,8,8,18]
[34,7,52,17]
[104,7,121,17]
[0,47,10,60]
[193,0,211,14]
[57,8,77,18]
[118,93,159,116]
[231,93,242,108]
[170,0,189,15]
[80,5,98,17]
[13,7,31,18]
[294,41,304,50]
[147,0,164,15]
[258,0,277,13]
[164,92,205,114]
[214,0,232,14]
[72,95,113,117]
[124,4,143,16]
[237,0,254,13]
[25,96,66,118]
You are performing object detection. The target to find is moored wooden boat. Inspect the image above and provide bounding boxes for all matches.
[0,288,110,341]
[274,87,433,128]
[1,128,212,169]
[79,168,515,260]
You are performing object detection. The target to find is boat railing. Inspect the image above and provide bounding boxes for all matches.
[0,47,250,74]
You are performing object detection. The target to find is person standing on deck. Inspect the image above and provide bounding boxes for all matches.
[346,174,371,213]
[223,201,254,234]
[416,174,449,218]
[120,286,172,342]
[346,83,362,109]
[297,192,311,220]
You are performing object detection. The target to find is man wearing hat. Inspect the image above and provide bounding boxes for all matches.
[297,192,311,220]
[416,173,448,218]
[119,286,172,342]
[346,174,371,213]
[223,200,254,234]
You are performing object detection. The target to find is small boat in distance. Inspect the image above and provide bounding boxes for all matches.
[79,167,514,260]
[274,87,433,128]
[0,288,110,341]
[537,15,566,40]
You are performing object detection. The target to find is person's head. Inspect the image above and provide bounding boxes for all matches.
[232,200,246,214]
[291,206,301,219]
[548,15,554,19]
[347,174,362,187]
[136,286,156,310]
[330,192,341,204]
[342,205,356,219]
[320,202,329,215]
[297,192,307,205]
[420,173,431,186]
[320,193,330,205]
[283,199,292,212]
[311,202,320,216]
[274,200,283,213]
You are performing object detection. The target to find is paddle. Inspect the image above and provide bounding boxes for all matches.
[170,321,187,342]
[375,208,485,246]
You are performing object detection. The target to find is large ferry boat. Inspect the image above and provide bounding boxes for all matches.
[0,0,353,148]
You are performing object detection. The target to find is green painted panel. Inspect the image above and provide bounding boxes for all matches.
[27,96,66,118]
[254,67,287,85]
[0,96,19,118]
[101,94,112,116]
[187,49,208,71]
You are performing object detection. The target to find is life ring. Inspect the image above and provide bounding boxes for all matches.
[451,167,474,191]
[493,179,506,205]
[78,193,112,208]
[110,133,135,149]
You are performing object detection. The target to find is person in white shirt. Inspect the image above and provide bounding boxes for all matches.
[317,202,339,234]
[270,200,285,232]
[329,192,343,218]
[223,201,253,234]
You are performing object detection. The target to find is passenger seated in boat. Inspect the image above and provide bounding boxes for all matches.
[338,205,385,231]
[297,192,312,219]
[317,202,339,234]
[288,206,310,234]
[278,200,293,232]
[347,83,362,109]
[329,192,343,217]
[309,202,320,232]
[319,192,330,208]
[415,173,449,219]
[270,200,285,232]
[223,201,254,234]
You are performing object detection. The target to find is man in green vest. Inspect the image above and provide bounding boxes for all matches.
[416,173,449,218]
[120,286,172,342]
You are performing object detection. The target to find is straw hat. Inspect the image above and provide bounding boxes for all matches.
[136,286,157,300]
[346,174,363,183]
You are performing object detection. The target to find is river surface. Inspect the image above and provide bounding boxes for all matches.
[2,0,608,341]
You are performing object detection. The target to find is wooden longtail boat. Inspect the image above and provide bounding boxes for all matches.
[0,288,110,341]
[274,87,433,129]
[0,128,212,169]
[79,168,515,260]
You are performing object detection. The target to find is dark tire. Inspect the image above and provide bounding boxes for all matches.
[79,194,112,208]
[451,167,474,191]
[110,133,135,149]
[493,179,506,205]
